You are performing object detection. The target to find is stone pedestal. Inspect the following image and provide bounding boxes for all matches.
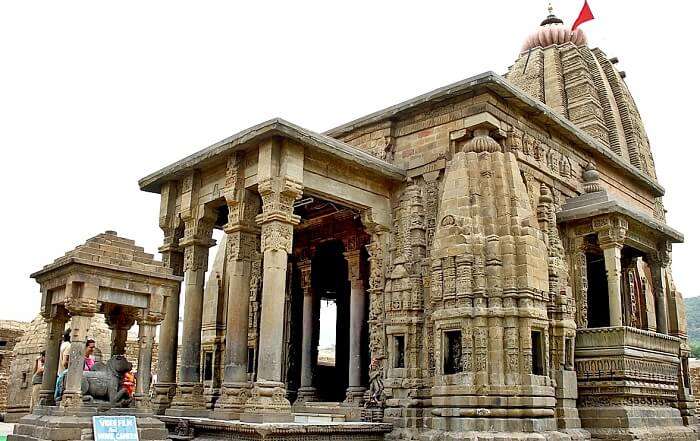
[240,381,293,423]
[10,406,168,441]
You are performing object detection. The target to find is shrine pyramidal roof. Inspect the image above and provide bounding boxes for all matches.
[31,230,176,280]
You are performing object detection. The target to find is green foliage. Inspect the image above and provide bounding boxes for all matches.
[691,343,700,359]
[684,296,700,351]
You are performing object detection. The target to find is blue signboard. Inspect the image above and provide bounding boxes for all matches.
[92,416,139,441]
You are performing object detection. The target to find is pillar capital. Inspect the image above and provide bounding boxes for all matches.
[344,248,364,288]
[64,282,99,317]
[138,310,164,327]
[649,242,672,268]
[594,215,628,249]
[158,241,182,255]
[180,205,217,249]
[224,185,260,233]
[104,305,137,330]
[41,304,68,323]
[256,176,302,225]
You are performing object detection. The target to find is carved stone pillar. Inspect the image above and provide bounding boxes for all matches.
[215,181,261,419]
[61,284,99,408]
[168,211,216,416]
[360,210,389,420]
[649,246,670,334]
[153,240,183,414]
[154,180,185,414]
[344,248,367,406]
[601,244,623,327]
[242,139,303,423]
[39,308,68,406]
[597,217,627,327]
[296,259,318,404]
[134,318,157,409]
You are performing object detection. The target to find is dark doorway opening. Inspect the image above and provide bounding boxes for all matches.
[312,240,349,402]
[586,248,610,328]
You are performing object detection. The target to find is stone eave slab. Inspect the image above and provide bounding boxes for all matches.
[324,71,665,198]
[30,257,183,283]
[556,196,683,244]
[139,118,406,194]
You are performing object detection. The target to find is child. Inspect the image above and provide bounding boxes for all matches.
[122,370,136,397]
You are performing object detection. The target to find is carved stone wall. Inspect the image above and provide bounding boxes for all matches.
[0,321,28,415]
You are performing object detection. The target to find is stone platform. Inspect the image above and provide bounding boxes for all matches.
[9,407,168,441]
[158,415,393,441]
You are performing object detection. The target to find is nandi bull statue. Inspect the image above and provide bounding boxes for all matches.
[81,354,133,407]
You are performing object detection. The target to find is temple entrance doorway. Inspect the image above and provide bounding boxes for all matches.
[312,240,350,402]
[585,248,609,328]
[289,194,371,410]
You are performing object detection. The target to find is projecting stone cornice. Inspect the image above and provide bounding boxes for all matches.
[557,190,683,244]
[138,118,406,194]
[324,71,665,198]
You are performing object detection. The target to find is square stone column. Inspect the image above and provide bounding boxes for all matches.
[38,308,67,406]
[295,259,318,404]
[344,248,367,406]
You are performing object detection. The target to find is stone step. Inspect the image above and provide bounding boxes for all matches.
[293,413,346,423]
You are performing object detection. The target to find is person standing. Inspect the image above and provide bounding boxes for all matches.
[58,328,71,374]
[84,339,96,371]
[55,329,71,401]
[29,351,45,410]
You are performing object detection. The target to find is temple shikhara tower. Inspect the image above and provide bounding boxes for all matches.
[11,5,697,441]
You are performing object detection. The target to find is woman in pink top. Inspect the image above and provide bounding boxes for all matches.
[84,339,96,371]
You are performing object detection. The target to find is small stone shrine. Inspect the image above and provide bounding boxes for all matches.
[10,231,180,441]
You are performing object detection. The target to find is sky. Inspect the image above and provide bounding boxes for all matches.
[1,1,698,323]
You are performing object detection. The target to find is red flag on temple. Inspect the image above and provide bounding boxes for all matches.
[572,0,594,31]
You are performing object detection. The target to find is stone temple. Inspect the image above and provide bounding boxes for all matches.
[12,7,697,441]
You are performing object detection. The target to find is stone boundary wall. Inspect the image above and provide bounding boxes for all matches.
[0,321,29,414]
